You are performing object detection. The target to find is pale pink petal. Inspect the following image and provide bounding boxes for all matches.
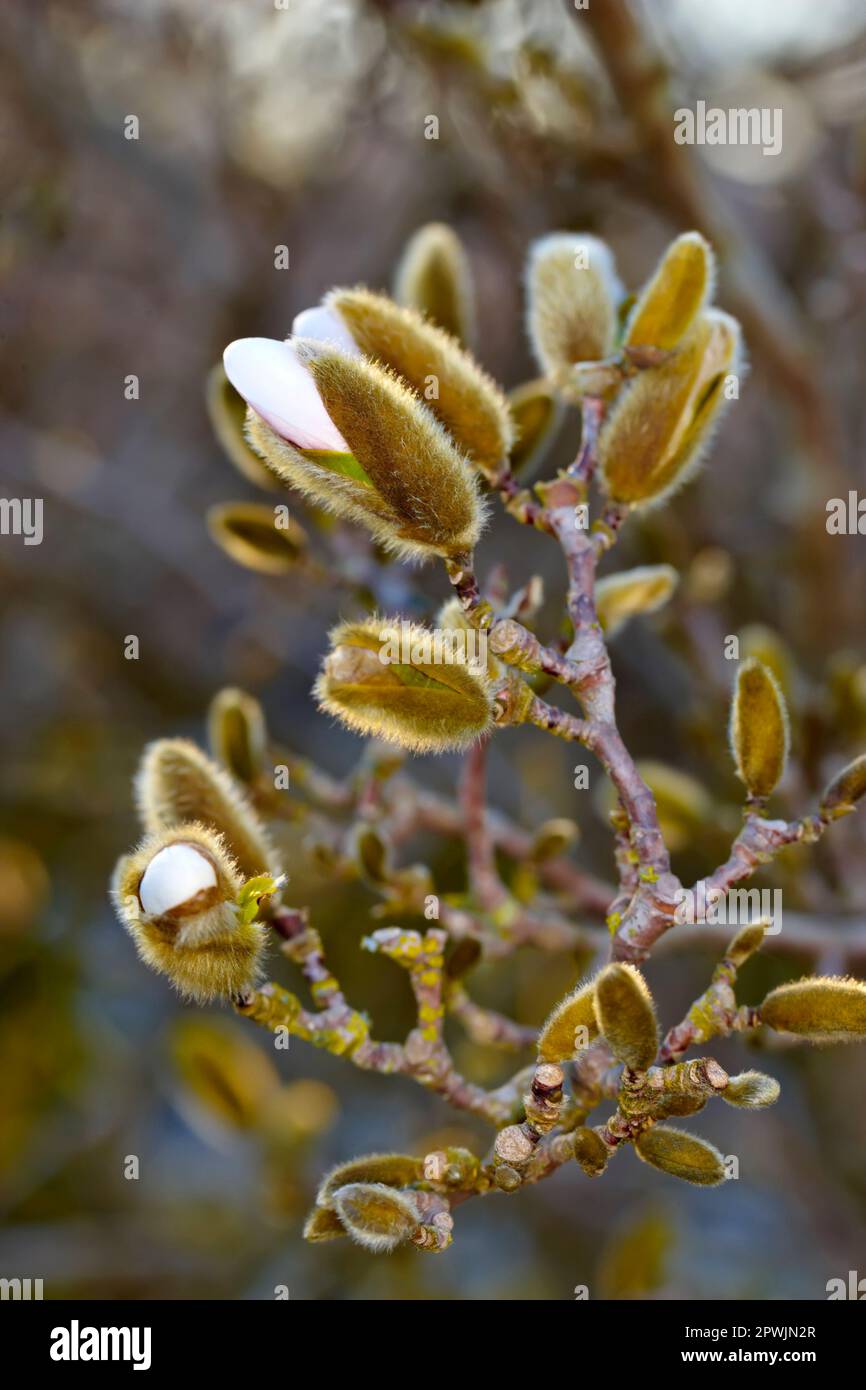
[223,337,349,453]
[292,304,360,355]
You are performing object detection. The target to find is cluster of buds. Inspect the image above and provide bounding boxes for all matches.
[110,219,866,1258]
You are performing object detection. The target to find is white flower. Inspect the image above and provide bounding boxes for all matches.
[138,842,218,917]
[223,336,349,453]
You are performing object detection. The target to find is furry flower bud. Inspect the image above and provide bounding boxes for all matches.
[314,616,495,753]
[624,232,715,351]
[111,823,266,1002]
[760,976,866,1043]
[724,921,767,968]
[537,978,599,1062]
[136,738,278,882]
[819,754,866,820]
[599,310,741,508]
[526,233,622,393]
[207,501,309,575]
[393,221,475,344]
[722,1070,780,1108]
[331,1182,420,1253]
[170,1017,279,1132]
[207,688,267,787]
[571,1126,609,1177]
[238,336,485,561]
[595,564,679,638]
[729,658,789,800]
[317,1153,424,1207]
[634,1125,726,1186]
[323,287,513,476]
[594,963,658,1072]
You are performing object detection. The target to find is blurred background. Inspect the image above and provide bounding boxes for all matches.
[2,0,866,1300]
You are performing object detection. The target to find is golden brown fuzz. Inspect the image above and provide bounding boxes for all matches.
[634,1126,726,1186]
[729,658,790,800]
[595,564,679,637]
[760,976,866,1043]
[248,344,485,562]
[625,232,715,351]
[393,222,475,345]
[327,286,513,475]
[314,615,495,753]
[599,310,741,507]
[135,737,278,880]
[594,963,659,1072]
[526,233,622,388]
[537,978,599,1062]
[111,822,266,1003]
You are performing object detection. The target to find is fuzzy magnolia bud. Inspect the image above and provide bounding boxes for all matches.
[819,754,866,820]
[634,1125,726,1186]
[303,1205,347,1243]
[170,1017,279,1132]
[314,616,495,754]
[393,222,475,344]
[317,1153,424,1208]
[571,1126,609,1177]
[729,658,790,801]
[207,501,308,575]
[530,818,579,862]
[248,336,486,561]
[594,963,658,1072]
[331,1182,420,1253]
[136,738,278,882]
[722,1070,780,1109]
[624,232,715,352]
[599,310,741,508]
[111,822,266,1002]
[760,976,866,1043]
[537,979,599,1062]
[507,378,562,477]
[595,564,679,638]
[207,688,267,787]
[322,287,513,477]
[526,233,622,393]
[205,363,280,492]
[724,921,767,968]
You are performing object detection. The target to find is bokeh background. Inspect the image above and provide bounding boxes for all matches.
[2,0,866,1300]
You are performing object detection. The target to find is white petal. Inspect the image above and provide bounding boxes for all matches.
[223,337,349,453]
[139,842,218,917]
[292,304,360,356]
